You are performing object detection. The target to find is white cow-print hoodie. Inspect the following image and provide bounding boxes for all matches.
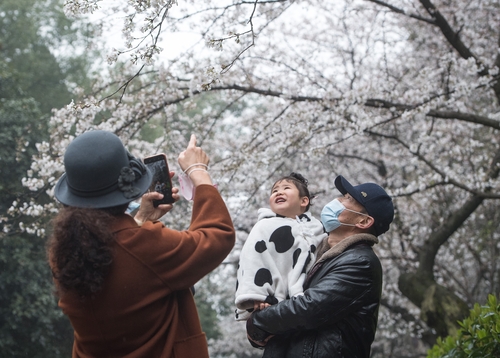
[235,208,327,321]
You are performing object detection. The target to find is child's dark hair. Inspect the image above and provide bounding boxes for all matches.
[272,172,313,211]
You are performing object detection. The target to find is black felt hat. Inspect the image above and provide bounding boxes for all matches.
[334,175,394,236]
[54,130,152,208]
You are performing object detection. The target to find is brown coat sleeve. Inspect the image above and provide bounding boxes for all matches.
[115,184,235,291]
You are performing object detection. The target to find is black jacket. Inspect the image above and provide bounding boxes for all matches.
[247,233,382,358]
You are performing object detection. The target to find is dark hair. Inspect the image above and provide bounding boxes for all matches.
[272,172,313,211]
[47,203,128,299]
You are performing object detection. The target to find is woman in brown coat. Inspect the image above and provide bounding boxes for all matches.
[48,130,235,358]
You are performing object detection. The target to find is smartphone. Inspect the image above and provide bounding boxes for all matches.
[143,154,175,206]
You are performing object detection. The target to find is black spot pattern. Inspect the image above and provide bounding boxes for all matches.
[265,295,278,305]
[254,268,273,287]
[269,226,295,253]
[301,254,312,274]
[292,248,302,269]
[255,240,267,253]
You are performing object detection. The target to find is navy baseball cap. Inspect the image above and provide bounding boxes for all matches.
[334,175,394,236]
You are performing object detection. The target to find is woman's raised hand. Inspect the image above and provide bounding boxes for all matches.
[178,134,212,186]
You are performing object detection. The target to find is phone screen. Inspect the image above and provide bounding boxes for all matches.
[143,154,175,206]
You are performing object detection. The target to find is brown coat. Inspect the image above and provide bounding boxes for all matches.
[57,185,235,358]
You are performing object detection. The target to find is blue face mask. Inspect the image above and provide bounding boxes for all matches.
[321,198,368,233]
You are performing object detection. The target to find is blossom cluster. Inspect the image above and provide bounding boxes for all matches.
[9,0,500,355]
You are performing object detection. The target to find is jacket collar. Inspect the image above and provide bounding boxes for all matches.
[317,233,378,262]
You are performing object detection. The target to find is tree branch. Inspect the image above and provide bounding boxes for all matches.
[418,195,484,280]
[209,84,325,102]
[365,0,436,24]
[418,0,478,63]
[365,97,500,131]
[427,110,500,131]
[368,0,489,79]
[366,130,500,199]
[330,152,387,177]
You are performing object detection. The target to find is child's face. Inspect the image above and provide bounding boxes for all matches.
[269,179,309,218]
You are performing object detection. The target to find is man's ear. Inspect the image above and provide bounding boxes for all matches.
[356,215,375,230]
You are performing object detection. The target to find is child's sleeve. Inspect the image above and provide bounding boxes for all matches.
[288,217,327,297]
[235,219,287,320]
[235,221,276,307]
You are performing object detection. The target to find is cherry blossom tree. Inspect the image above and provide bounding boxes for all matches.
[6,0,500,356]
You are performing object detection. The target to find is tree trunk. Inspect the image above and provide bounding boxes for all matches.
[399,273,470,338]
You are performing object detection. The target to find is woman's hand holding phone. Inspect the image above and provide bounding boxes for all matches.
[135,172,179,223]
[135,134,208,224]
[143,153,175,206]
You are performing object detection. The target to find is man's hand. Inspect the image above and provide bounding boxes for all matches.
[246,312,274,348]
[246,333,275,347]
[253,301,271,311]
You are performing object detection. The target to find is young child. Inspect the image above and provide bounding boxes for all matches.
[235,173,327,321]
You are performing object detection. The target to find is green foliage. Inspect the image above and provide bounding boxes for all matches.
[0,98,70,357]
[0,232,73,357]
[0,0,94,110]
[0,98,47,211]
[194,271,235,341]
[194,286,223,341]
[0,0,98,356]
[427,294,500,358]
